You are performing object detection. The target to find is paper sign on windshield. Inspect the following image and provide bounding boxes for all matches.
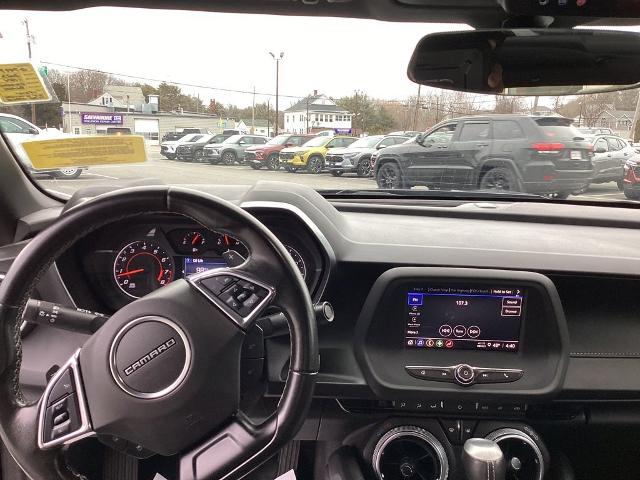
[0,63,51,104]
[22,136,147,169]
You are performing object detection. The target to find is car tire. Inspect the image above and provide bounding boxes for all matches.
[222,151,237,165]
[249,163,261,170]
[194,150,204,162]
[357,158,372,177]
[52,168,82,179]
[330,170,343,177]
[617,179,625,191]
[267,154,280,171]
[624,187,640,200]
[376,162,404,189]
[284,165,297,173]
[549,191,571,200]
[166,154,176,160]
[479,166,520,192]
[307,155,324,174]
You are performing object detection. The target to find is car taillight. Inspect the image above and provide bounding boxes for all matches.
[532,143,565,153]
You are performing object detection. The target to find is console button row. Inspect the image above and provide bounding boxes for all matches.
[388,400,527,416]
[200,275,270,318]
[405,364,524,386]
[440,419,477,444]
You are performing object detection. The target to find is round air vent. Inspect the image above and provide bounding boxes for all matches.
[486,428,545,480]
[372,426,449,480]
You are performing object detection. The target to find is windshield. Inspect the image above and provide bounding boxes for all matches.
[302,137,330,148]
[0,10,638,204]
[350,136,384,148]
[266,134,291,146]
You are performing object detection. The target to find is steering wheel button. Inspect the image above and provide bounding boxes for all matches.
[47,368,75,407]
[242,294,261,310]
[51,421,71,440]
[200,276,234,295]
[53,411,69,426]
[225,296,242,311]
[236,291,250,303]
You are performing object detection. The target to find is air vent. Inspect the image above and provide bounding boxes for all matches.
[486,428,544,480]
[372,426,448,480]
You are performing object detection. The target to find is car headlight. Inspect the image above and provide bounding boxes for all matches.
[343,152,359,159]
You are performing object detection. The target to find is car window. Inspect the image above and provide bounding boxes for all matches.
[595,138,608,152]
[607,138,622,151]
[424,124,457,144]
[614,138,628,150]
[290,136,305,146]
[458,122,490,142]
[0,117,34,134]
[379,138,397,148]
[188,135,204,142]
[254,137,267,144]
[493,120,525,140]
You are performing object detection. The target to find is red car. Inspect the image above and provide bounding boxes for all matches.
[245,133,315,170]
[623,157,640,199]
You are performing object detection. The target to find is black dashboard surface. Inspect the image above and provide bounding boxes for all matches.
[7,181,640,404]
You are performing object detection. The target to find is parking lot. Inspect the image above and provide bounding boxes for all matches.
[37,146,629,201]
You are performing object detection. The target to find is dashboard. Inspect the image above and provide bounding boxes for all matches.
[56,210,328,313]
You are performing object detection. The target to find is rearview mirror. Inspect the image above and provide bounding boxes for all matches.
[407,29,640,96]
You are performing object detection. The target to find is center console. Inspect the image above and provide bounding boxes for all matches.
[350,267,569,479]
[354,267,569,401]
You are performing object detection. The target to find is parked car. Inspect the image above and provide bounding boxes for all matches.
[388,130,422,136]
[315,130,336,137]
[160,133,205,159]
[173,133,233,162]
[586,134,636,189]
[623,157,640,199]
[374,115,594,198]
[245,133,315,170]
[280,135,358,174]
[203,134,268,165]
[326,135,410,177]
[0,113,85,179]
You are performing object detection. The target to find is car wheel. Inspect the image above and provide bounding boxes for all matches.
[376,162,404,189]
[267,154,280,170]
[194,150,204,162]
[624,186,640,200]
[357,158,372,177]
[479,167,519,192]
[617,179,624,191]
[249,163,261,170]
[548,191,571,200]
[53,167,82,179]
[222,151,237,165]
[330,170,343,177]
[307,155,324,174]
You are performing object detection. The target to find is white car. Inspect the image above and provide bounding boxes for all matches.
[160,133,202,159]
[0,113,84,179]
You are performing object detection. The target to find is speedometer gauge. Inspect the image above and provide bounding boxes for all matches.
[114,241,174,298]
[285,245,307,279]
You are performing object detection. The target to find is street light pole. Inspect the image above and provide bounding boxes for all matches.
[269,51,284,135]
[22,19,36,124]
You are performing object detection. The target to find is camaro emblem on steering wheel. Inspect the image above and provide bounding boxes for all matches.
[109,316,191,399]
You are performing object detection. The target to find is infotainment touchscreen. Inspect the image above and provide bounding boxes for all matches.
[405,286,525,352]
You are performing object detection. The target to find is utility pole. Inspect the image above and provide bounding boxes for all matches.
[67,72,72,134]
[269,52,284,135]
[631,89,640,142]
[23,19,36,124]
[267,99,271,137]
[412,84,422,131]
[251,86,255,134]
[354,90,359,136]
[306,95,309,134]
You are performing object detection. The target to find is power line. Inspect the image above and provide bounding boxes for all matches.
[41,61,307,101]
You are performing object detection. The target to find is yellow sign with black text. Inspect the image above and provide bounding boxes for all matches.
[0,63,51,104]
[22,136,148,169]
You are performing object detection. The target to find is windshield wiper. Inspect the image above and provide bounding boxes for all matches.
[319,189,547,200]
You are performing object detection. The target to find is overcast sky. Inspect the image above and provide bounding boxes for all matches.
[0,8,473,108]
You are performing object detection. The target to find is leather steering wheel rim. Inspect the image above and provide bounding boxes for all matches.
[0,186,318,480]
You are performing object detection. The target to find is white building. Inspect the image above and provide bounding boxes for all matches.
[284,91,352,135]
[237,119,274,137]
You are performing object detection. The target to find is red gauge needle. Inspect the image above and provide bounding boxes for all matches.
[224,234,230,246]
[157,267,164,282]
[117,268,144,277]
[191,233,202,246]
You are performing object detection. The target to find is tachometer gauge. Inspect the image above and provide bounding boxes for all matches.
[114,241,174,298]
[285,245,307,279]
[181,231,206,254]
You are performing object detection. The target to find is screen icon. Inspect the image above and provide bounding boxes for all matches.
[426,339,435,348]
[439,324,452,337]
[407,293,423,306]
[435,340,444,348]
[453,325,467,338]
[445,340,454,349]
[407,339,415,346]
[467,326,480,338]
[416,339,425,347]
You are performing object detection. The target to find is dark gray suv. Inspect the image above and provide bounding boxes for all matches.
[374,115,594,198]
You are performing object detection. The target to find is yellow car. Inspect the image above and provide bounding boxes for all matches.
[280,135,357,174]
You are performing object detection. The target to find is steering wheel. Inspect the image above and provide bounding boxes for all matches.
[0,186,318,480]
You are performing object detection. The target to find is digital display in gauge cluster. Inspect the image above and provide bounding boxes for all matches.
[112,227,307,299]
[404,285,525,352]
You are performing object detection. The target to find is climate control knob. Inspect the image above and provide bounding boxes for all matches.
[454,364,476,385]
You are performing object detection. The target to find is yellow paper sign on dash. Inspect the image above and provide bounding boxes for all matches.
[0,63,51,104]
[22,136,148,169]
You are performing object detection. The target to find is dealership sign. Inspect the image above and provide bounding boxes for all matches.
[81,112,123,125]
[334,128,352,134]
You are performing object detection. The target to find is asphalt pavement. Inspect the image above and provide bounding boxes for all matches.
[37,146,630,202]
